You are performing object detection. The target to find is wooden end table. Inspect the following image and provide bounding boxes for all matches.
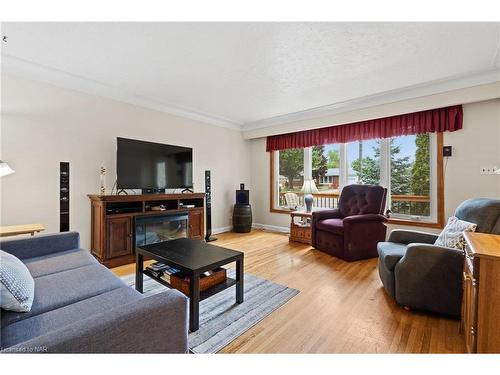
[289,211,313,244]
[0,223,45,237]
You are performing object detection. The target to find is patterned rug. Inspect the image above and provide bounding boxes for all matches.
[121,268,299,353]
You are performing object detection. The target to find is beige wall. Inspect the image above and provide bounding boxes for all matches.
[0,75,251,248]
[249,99,500,233]
[1,74,499,246]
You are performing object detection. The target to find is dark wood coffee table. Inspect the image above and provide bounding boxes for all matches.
[135,238,244,332]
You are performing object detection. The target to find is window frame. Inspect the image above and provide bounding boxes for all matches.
[269,133,445,228]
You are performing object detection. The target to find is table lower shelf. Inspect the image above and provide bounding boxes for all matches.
[142,269,237,301]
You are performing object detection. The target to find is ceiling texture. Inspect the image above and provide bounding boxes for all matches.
[2,22,500,130]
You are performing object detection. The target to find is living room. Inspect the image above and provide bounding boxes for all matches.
[1,1,500,373]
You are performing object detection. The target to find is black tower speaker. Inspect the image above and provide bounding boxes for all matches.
[235,183,249,205]
[59,162,70,232]
[204,170,217,242]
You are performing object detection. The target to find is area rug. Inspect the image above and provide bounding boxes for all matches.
[121,269,299,353]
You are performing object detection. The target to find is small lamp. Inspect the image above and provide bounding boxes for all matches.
[0,160,14,177]
[301,179,319,213]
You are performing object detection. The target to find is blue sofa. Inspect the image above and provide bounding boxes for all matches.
[1,232,188,353]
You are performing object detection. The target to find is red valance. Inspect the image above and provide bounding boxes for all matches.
[266,105,463,152]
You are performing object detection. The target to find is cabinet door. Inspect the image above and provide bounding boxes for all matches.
[188,209,203,240]
[106,216,133,258]
[462,257,478,353]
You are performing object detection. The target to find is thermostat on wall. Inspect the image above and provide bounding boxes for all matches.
[443,146,452,157]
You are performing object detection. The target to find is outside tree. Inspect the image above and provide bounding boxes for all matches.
[279,148,303,190]
[312,146,328,184]
[350,141,381,185]
[410,133,430,215]
[327,149,340,168]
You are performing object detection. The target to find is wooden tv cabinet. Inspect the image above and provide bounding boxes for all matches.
[88,193,205,268]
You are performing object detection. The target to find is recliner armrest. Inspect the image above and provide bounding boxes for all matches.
[388,229,438,245]
[401,243,463,262]
[312,209,341,223]
[3,290,189,353]
[343,214,387,224]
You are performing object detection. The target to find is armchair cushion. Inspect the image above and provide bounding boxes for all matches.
[338,184,387,217]
[377,242,408,271]
[315,218,344,235]
[312,209,341,222]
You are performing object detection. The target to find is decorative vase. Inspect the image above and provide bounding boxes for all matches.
[304,194,313,212]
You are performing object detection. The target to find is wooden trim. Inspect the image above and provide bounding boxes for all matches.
[269,132,446,229]
[269,151,276,214]
[387,218,442,229]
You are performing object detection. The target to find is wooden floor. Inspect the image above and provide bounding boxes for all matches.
[112,230,466,353]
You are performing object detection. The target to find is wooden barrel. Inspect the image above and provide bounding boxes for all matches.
[233,204,252,233]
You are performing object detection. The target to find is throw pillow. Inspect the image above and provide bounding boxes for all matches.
[434,216,477,250]
[0,250,35,312]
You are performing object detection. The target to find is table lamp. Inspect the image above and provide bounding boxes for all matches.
[0,160,14,177]
[301,179,319,213]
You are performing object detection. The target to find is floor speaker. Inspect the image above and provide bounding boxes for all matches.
[60,162,70,232]
[236,189,249,205]
[205,170,217,242]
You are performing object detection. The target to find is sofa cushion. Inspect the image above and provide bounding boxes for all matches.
[1,263,125,328]
[1,286,143,348]
[377,242,408,271]
[316,218,344,235]
[0,250,35,312]
[24,248,98,278]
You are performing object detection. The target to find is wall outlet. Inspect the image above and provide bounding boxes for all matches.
[480,166,498,175]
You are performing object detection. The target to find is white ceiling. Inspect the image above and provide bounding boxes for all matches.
[2,22,500,130]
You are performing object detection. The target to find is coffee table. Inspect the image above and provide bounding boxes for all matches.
[135,238,244,332]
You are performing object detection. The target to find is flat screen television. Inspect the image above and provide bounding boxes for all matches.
[116,137,193,191]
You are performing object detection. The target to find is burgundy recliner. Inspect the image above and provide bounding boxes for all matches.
[311,184,388,261]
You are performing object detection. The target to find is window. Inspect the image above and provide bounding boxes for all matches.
[320,144,341,192]
[389,134,433,219]
[271,133,443,226]
[347,139,381,185]
[277,148,304,208]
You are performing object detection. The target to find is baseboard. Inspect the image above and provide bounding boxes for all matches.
[211,224,290,235]
[212,226,232,234]
[252,223,290,234]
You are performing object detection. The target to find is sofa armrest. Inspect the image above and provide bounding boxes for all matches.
[343,214,387,224]
[0,232,80,259]
[3,290,189,353]
[388,229,438,245]
[395,243,464,316]
[312,209,341,223]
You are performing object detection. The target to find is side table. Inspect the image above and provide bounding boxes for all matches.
[289,211,312,244]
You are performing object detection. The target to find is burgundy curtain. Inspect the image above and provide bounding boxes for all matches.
[266,105,462,152]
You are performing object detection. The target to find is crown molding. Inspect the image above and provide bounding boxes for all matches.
[1,54,243,131]
[3,54,500,135]
[241,68,500,132]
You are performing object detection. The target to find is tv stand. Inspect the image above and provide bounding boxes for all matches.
[182,188,194,193]
[88,193,205,268]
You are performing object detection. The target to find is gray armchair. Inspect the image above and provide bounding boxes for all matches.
[377,198,500,317]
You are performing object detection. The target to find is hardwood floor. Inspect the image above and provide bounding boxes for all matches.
[111,230,466,353]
